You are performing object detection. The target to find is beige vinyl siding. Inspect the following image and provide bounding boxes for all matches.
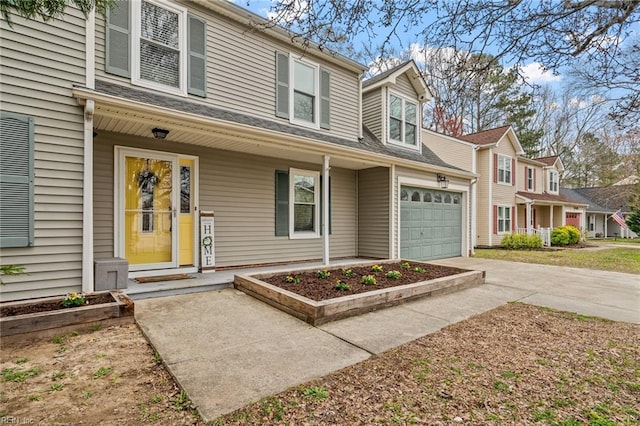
[93,133,357,266]
[423,131,474,172]
[362,90,382,141]
[493,139,518,206]
[0,10,86,302]
[394,74,417,100]
[357,167,389,258]
[95,4,361,141]
[475,150,492,246]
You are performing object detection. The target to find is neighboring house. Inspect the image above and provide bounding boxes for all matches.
[425,125,587,247]
[0,2,474,302]
[562,185,638,239]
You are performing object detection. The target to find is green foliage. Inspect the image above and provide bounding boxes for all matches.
[315,270,330,279]
[413,267,426,273]
[564,225,581,244]
[361,275,377,285]
[386,270,402,279]
[341,268,355,277]
[551,227,570,246]
[626,205,640,235]
[501,233,543,249]
[302,386,329,400]
[170,389,194,411]
[93,366,112,379]
[335,280,350,291]
[61,292,85,308]
[49,382,64,392]
[371,264,384,272]
[400,262,411,269]
[0,264,26,285]
[285,275,300,284]
[0,0,115,26]
[2,366,42,382]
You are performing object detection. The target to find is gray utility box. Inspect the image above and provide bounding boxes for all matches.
[94,258,129,291]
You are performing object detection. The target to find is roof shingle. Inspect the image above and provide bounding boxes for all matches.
[458,125,510,145]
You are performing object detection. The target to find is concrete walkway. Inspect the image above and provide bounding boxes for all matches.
[134,258,639,422]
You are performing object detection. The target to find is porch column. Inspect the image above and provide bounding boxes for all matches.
[549,205,554,228]
[526,202,532,235]
[604,215,608,238]
[82,100,95,293]
[322,155,330,266]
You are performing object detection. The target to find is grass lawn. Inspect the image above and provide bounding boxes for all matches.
[474,247,640,274]
[590,238,640,245]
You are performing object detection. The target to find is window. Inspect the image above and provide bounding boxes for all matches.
[400,189,408,201]
[411,191,420,201]
[275,169,330,238]
[275,52,331,129]
[180,165,191,213]
[497,154,512,184]
[444,194,452,203]
[497,206,512,234]
[433,193,442,203]
[526,167,534,191]
[106,1,206,96]
[423,192,432,202]
[388,93,418,147]
[0,113,34,248]
[549,171,559,193]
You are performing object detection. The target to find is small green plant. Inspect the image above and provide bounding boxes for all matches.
[170,389,193,411]
[50,382,65,392]
[28,393,42,401]
[61,292,85,308]
[2,366,42,382]
[371,264,384,272]
[361,275,377,285]
[413,267,426,273]
[341,268,355,277]
[400,262,411,269]
[90,322,103,332]
[153,351,162,363]
[493,380,509,392]
[82,390,93,400]
[51,371,65,381]
[285,275,300,284]
[302,386,329,400]
[335,280,350,291]
[316,269,331,279]
[51,336,66,344]
[16,357,28,364]
[93,366,112,379]
[386,270,402,279]
[150,395,163,404]
[0,264,27,285]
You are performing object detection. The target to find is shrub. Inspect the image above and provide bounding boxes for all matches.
[564,225,581,244]
[501,233,543,249]
[361,275,377,285]
[315,270,330,279]
[551,227,570,246]
[371,264,384,272]
[386,270,402,279]
[335,280,350,291]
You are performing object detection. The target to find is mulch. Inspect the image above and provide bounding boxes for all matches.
[0,293,115,317]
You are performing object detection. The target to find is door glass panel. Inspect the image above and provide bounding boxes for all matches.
[180,165,191,214]
[125,157,173,265]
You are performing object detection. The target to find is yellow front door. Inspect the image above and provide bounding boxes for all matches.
[124,156,174,267]
[178,159,195,266]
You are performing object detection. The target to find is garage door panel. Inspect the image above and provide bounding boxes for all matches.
[400,186,463,261]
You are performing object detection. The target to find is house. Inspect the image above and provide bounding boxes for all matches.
[0,1,475,302]
[424,125,588,247]
[562,185,638,239]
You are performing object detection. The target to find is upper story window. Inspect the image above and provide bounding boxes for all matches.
[106,1,207,97]
[389,93,418,148]
[526,167,535,191]
[549,170,559,193]
[497,154,512,185]
[275,52,331,130]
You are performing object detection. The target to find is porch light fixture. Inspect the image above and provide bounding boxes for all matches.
[437,173,449,189]
[152,127,170,140]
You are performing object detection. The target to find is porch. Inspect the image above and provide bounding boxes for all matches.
[514,227,552,246]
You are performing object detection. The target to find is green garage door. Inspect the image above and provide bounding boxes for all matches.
[400,186,462,261]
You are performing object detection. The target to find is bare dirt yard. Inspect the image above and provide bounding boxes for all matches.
[2,303,638,425]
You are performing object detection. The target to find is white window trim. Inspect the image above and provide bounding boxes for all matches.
[289,168,320,239]
[526,167,534,191]
[549,170,559,193]
[131,0,188,96]
[289,56,320,129]
[497,154,512,185]
[388,91,419,150]
[497,205,512,234]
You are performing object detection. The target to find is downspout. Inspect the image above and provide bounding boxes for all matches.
[358,75,363,139]
[322,155,330,266]
[488,148,493,246]
[82,10,96,293]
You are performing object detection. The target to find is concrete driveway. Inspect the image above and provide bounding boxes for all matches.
[134,258,639,422]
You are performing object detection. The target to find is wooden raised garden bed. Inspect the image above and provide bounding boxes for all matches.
[0,290,134,343]
[234,260,485,326]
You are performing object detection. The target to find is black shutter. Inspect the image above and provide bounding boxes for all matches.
[275,170,289,236]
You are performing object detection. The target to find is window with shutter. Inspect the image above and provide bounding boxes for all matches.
[496,154,512,184]
[0,113,34,248]
[106,1,206,97]
[497,205,512,234]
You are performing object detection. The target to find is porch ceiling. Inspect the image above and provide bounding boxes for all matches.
[93,105,381,171]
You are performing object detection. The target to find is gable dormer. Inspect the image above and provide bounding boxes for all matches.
[534,156,565,194]
[362,61,431,152]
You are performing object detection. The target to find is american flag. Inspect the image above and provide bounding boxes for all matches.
[611,209,627,229]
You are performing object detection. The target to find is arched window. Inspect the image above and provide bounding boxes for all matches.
[434,193,442,203]
[453,195,460,204]
[444,194,452,203]
[400,189,408,201]
[411,191,421,201]
[423,192,432,202]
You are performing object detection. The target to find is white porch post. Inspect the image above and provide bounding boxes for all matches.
[549,205,554,228]
[322,155,330,266]
[82,12,95,294]
[604,215,608,238]
[526,202,532,235]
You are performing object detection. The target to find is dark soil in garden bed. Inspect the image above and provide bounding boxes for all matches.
[0,293,115,318]
[263,261,468,301]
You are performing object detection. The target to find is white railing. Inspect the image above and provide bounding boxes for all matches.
[515,227,552,247]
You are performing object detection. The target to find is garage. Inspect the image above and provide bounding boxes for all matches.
[400,186,463,261]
